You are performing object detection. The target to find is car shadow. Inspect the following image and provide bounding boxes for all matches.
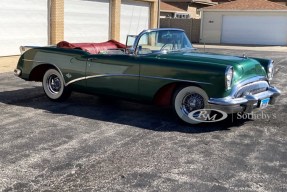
[0,86,249,134]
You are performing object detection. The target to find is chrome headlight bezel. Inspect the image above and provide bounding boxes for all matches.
[267,60,274,81]
[225,66,233,90]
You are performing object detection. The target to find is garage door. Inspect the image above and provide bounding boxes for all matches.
[0,0,48,56]
[221,16,287,45]
[64,0,110,43]
[120,0,150,43]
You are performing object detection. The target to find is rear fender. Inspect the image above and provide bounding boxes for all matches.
[29,64,63,82]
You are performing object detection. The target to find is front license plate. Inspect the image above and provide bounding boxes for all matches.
[260,98,270,109]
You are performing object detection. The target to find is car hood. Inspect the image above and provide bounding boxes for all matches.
[156,51,250,66]
[154,51,267,83]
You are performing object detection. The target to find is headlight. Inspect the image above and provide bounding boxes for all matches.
[225,66,233,90]
[267,60,274,81]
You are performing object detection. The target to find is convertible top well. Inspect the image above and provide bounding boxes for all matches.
[56,40,126,54]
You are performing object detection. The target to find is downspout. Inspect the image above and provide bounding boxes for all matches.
[200,8,204,44]
[158,0,160,28]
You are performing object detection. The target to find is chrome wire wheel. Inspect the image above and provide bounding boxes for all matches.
[181,93,205,115]
[43,69,70,101]
[173,86,209,124]
[47,74,62,94]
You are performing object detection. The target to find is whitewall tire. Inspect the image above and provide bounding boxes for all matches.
[173,86,209,124]
[43,69,71,101]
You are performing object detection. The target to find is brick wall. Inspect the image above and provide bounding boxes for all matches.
[111,0,121,40]
[50,0,64,44]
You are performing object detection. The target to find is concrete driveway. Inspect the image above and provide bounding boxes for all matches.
[0,56,19,73]
[0,49,286,191]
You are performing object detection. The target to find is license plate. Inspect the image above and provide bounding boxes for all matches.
[260,98,270,109]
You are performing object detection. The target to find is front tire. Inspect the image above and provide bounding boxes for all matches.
[173,86,209,124]
[42,69,71,101]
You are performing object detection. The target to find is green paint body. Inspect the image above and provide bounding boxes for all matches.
[16,46,269,102]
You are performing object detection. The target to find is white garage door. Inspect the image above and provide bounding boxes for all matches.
[0,0,48,56]
[221,15,287,45]
[64,0,110,43]
[120,0,150,43]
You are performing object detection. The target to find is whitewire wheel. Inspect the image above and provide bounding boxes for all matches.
[173,86,209,124]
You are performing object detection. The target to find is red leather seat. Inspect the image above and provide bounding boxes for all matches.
[57,40,126,54]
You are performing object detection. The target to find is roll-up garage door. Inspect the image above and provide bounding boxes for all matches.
[221,15,287,45]
[64,0,110,43]
[0,0,48,56]
[120,0,150,43]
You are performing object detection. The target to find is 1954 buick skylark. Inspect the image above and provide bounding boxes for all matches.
[14,28,281,124]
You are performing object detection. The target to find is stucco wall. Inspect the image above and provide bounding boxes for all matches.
[187,6,200,19]
[200,11,287,44]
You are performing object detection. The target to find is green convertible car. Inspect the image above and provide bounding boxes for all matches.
[14,28,281,124]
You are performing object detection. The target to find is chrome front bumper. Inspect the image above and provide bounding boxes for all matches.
[208,86,281,114]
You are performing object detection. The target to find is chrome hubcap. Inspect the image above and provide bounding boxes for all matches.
[47,74,61,94]
[181,93,204,115]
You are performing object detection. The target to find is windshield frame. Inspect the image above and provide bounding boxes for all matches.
[132,28,194,56]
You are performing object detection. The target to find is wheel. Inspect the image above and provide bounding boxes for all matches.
[42,69,71,101]
[173,86,209,124]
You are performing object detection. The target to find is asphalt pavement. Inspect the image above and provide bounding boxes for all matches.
[0,49,286,191]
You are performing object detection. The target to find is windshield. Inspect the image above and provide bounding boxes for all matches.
[136,30,193,55]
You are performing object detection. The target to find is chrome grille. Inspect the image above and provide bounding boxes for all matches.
[234,81,269,98]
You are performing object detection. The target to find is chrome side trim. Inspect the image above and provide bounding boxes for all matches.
[140,75,212,85]
[65,74,139,86]
[65,74,212,86]
[65,77,86,86]
[86,74,139,80]
[23,59,47,63]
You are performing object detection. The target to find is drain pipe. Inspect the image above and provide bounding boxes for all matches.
[157,0,160,28]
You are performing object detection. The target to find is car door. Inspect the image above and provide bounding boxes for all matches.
[85,54,139,99]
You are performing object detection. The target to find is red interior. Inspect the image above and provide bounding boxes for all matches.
[57,40,126,54]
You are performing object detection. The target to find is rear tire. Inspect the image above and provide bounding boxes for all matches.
[42,69,71,101]
[173,86,209,124]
